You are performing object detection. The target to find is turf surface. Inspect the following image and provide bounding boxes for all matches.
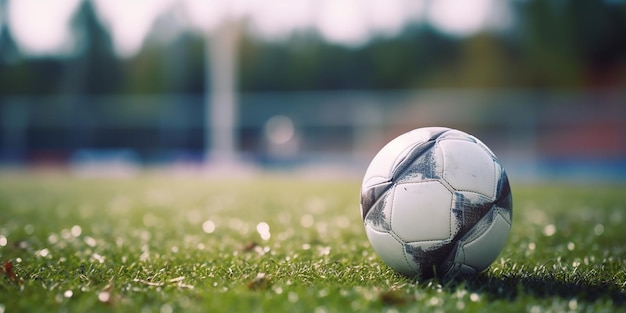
[0,171,625,312]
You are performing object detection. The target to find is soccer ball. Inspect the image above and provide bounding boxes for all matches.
[360,127,512,280]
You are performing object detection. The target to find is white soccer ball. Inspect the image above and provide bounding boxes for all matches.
[360,127,512,280]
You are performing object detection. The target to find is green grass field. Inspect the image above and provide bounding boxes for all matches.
[0,171,624,312]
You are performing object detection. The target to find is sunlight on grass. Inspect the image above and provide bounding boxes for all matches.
[0,172,625,312]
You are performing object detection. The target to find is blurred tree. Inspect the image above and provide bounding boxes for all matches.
[515,0,626,88]
[2,0,625,96]
[0,60,64,95]
[62,0,121,95]
[0,0,63,95]
[570,0,626,87]
[110,32,205,94]
[0,0,19,66]
[239,26,460,91]
[424,33,518,88]
[122,44,167,94]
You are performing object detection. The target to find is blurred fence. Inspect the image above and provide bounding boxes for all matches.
[1,89,625,181]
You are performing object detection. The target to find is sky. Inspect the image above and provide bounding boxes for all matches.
[3,0,513,58]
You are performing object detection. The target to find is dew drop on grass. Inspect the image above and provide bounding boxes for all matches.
[202,220,216,234]
[456,301,465,310]
[469,293,480,302]
[318,246,331,256]
[140,246,150,262]
[24,224,34,235]
[64,290,73,298]
[84,236,97,247]
[594,224,604,236]
[257,222,271,241]
[567,242,575,251]
[48,234,58,244]
[301,214,314,228]
[318,289,329,298]
[288,292,299,303]
[92,253,105,264]
[428,296,442,306]
[314,306,328,313]
[455,289,467,299]
[71,225,82,237]
[139,230,151,242]
[543,224,556,236]
[61,228,72,240]
[160,303,173,313]
[98,291,111,303]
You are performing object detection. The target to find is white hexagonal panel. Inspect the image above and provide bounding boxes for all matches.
[390,181,453,242]
[440,139,496,199]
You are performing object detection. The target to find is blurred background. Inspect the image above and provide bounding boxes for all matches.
[0,0,624,182]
